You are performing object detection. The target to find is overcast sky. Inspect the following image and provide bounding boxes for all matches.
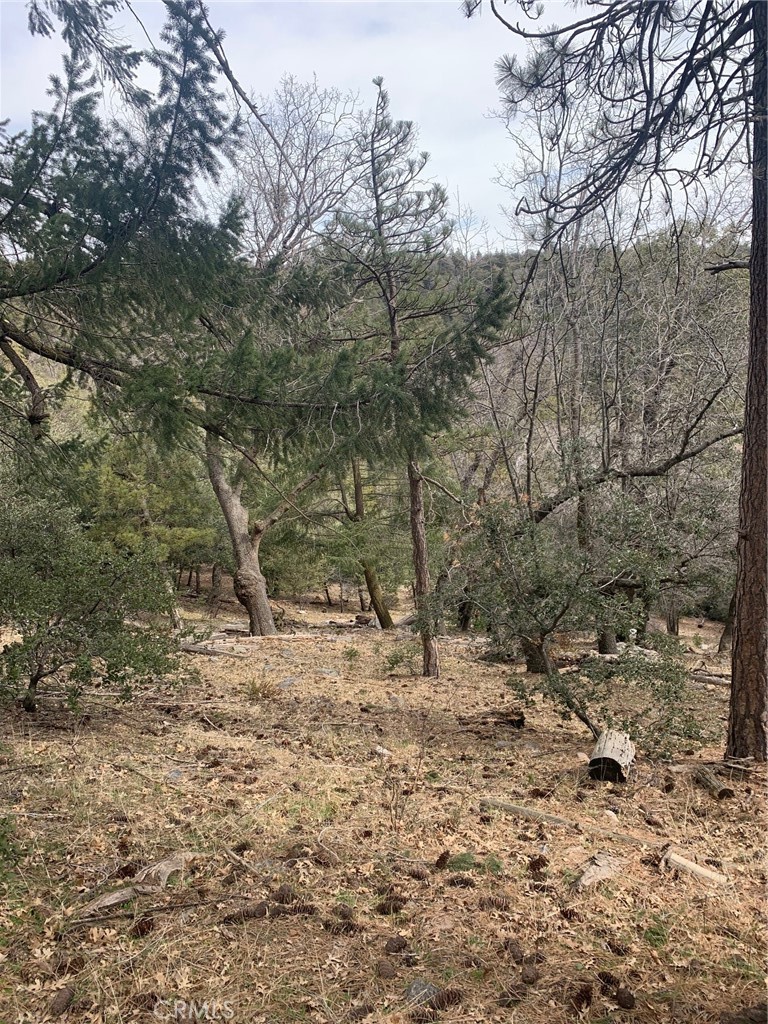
[0,1,571,244]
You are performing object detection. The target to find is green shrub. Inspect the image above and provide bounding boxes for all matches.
[0,497,179,711]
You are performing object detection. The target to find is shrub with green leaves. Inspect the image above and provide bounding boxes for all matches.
[0,497,179,711]
[511,642,701,756]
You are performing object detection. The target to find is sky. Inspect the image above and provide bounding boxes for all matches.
[0,1,571,244]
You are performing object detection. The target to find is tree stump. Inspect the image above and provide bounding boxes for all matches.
[588,730,635,783]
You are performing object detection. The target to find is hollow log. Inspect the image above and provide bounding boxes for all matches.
[588,730,635,783]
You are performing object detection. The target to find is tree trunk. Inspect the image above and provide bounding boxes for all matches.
[207,563,223,613]
[728,2,768,762]
[22,666,45,713]
[665,595,680,636]
[597,628,618,655]
[363,561,394,629]
[458,586,473,632]
[350,460,394,629]
[521,637,555,675]
[166,576,182,631]
[719,591,736,653]
[407,460,439,677]
[205,435,276,636]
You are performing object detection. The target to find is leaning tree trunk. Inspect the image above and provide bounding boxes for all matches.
[407,460,439,677]
[362,562,394,629]
[728,1,768,762]
[205,435,276,637]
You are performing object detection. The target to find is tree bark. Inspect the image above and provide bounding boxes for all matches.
[665,594,680,636]
[597,628,618,655]
[728,2,768,761]
[521,637,556,675]
[363,562,394,629]
[407,460,439,677]
[350,460,394,629]
[205,434,276,636]
[457,586,473,632]
[207,563,223,613]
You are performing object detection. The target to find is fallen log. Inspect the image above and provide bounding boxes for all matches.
[659,846,729,885]
[692,766,735,800]
[394,612,418,627]
[479,802,729,880]
[478,799,656,848]
[588,730,635,783]
[691,673,730,687]
[181,643,248,658]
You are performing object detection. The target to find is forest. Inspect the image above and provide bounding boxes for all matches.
[0,2,765,1023]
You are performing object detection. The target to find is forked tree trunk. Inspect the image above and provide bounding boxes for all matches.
[22,665,46,713]
[728,2,768,762]
[407,460,439,677]
[205,435,276,636]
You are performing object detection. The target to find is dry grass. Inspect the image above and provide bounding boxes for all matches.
[0,604,765,1024]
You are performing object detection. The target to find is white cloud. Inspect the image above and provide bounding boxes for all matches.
[0,0,573,241]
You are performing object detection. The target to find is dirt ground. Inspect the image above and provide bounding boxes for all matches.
[0,599,765,1024]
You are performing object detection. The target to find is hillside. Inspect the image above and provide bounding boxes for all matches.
[1,606,764,1024]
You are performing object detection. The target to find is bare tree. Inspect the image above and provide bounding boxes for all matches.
[464,0,766,760]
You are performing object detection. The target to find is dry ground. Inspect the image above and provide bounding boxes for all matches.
[0,602,765,1024]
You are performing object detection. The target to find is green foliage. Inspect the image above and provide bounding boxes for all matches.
[342,646,360,665]
[526,646,699,757]
[446,852,477,872]
[383,642,421,675]
[0,817,20,877]
[75,439,228,572]
[0,496,179,709]
[643,914,671,949]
